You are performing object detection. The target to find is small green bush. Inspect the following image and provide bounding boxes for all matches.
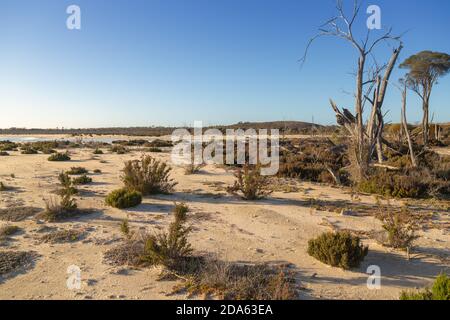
[106,188,142,209]
[307,231,368,269]
[48,152,71,161]
[0,151,9,156]
[67,167,88,175]
[72,174,92,185]
[148,147,163,153]
[93,169,102,174]
[140,203,192,270]
[400,273,450,300]
[93,148,104,155]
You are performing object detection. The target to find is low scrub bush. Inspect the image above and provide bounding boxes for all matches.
[0,225,20,240]
[67,167,88,175]
[40,196,78,222]
[93,148,104,155]
[140,203,192,270]
[377,207,420,250]
[0,141,19,151]
[104,203,192,271]
[72,174,92,185]
[174,259,297,300]
[148,147,163,153]
[146,139,173,148]
[105,188,142,209]
[0,207,41,222]
[122,155,177,195]
[227,165,272,200]
[39,229,84,244]
[21,147,38,155]
[48,152,71,161]
[0,251,36,276]
[0,151,9,156]
[110,145,129,154]
[400,273,450,300]
[358,169,427,198]
[307,231,368,269]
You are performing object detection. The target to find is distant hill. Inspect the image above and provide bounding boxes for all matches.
[0,121,333,136]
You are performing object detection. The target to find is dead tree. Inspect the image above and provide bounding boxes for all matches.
[301,0,403,180]
[400,82,417,167]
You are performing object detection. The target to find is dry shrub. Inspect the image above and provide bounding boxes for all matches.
[376,206,420,250]
[0,207,41,222]
[278,139,350,185]
[0,182,11,192]
[307,231,368,270]
[174,259,297,300]
[122,155,177,195]
[184,163,204,175]
[0,225,20,240]
[110,145,129,154]
[227,164,272,200]
[0,251,36,276]
[48,152,71,161]
[400,273,450,300]
[39,229,84,244]
[104,203,191,270]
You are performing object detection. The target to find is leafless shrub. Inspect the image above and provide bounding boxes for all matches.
[227,164,272,200]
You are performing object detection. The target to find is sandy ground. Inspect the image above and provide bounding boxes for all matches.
[0,145,449,300]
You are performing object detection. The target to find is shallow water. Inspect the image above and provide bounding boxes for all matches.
[0,136,117,144]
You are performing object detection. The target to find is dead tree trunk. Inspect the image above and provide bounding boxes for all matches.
[401,84,417,167]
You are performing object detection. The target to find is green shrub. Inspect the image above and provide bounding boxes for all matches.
[72,174,92,185]
[48,152,71,161]
[0,151,9,156]
[93,169,102,174]
[227,164,272,200]
[93,148,104,155]
[307,231,368,269]
[57,172,78,196]
[106,188,142,209]
[400,273,450,300]
[148,147,163,153]
[140,203,192,270]
[67,167,88,175]
[122,155,177,195]
[358,169,426,198]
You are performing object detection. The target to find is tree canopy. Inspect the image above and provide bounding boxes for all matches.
[400,51,450,95]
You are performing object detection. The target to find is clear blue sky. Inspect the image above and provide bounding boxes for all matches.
[0,0,449,128]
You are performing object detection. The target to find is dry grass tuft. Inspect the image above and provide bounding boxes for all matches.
[0,207,41,222]
[38,229,84,244]
[0,251,37,277]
